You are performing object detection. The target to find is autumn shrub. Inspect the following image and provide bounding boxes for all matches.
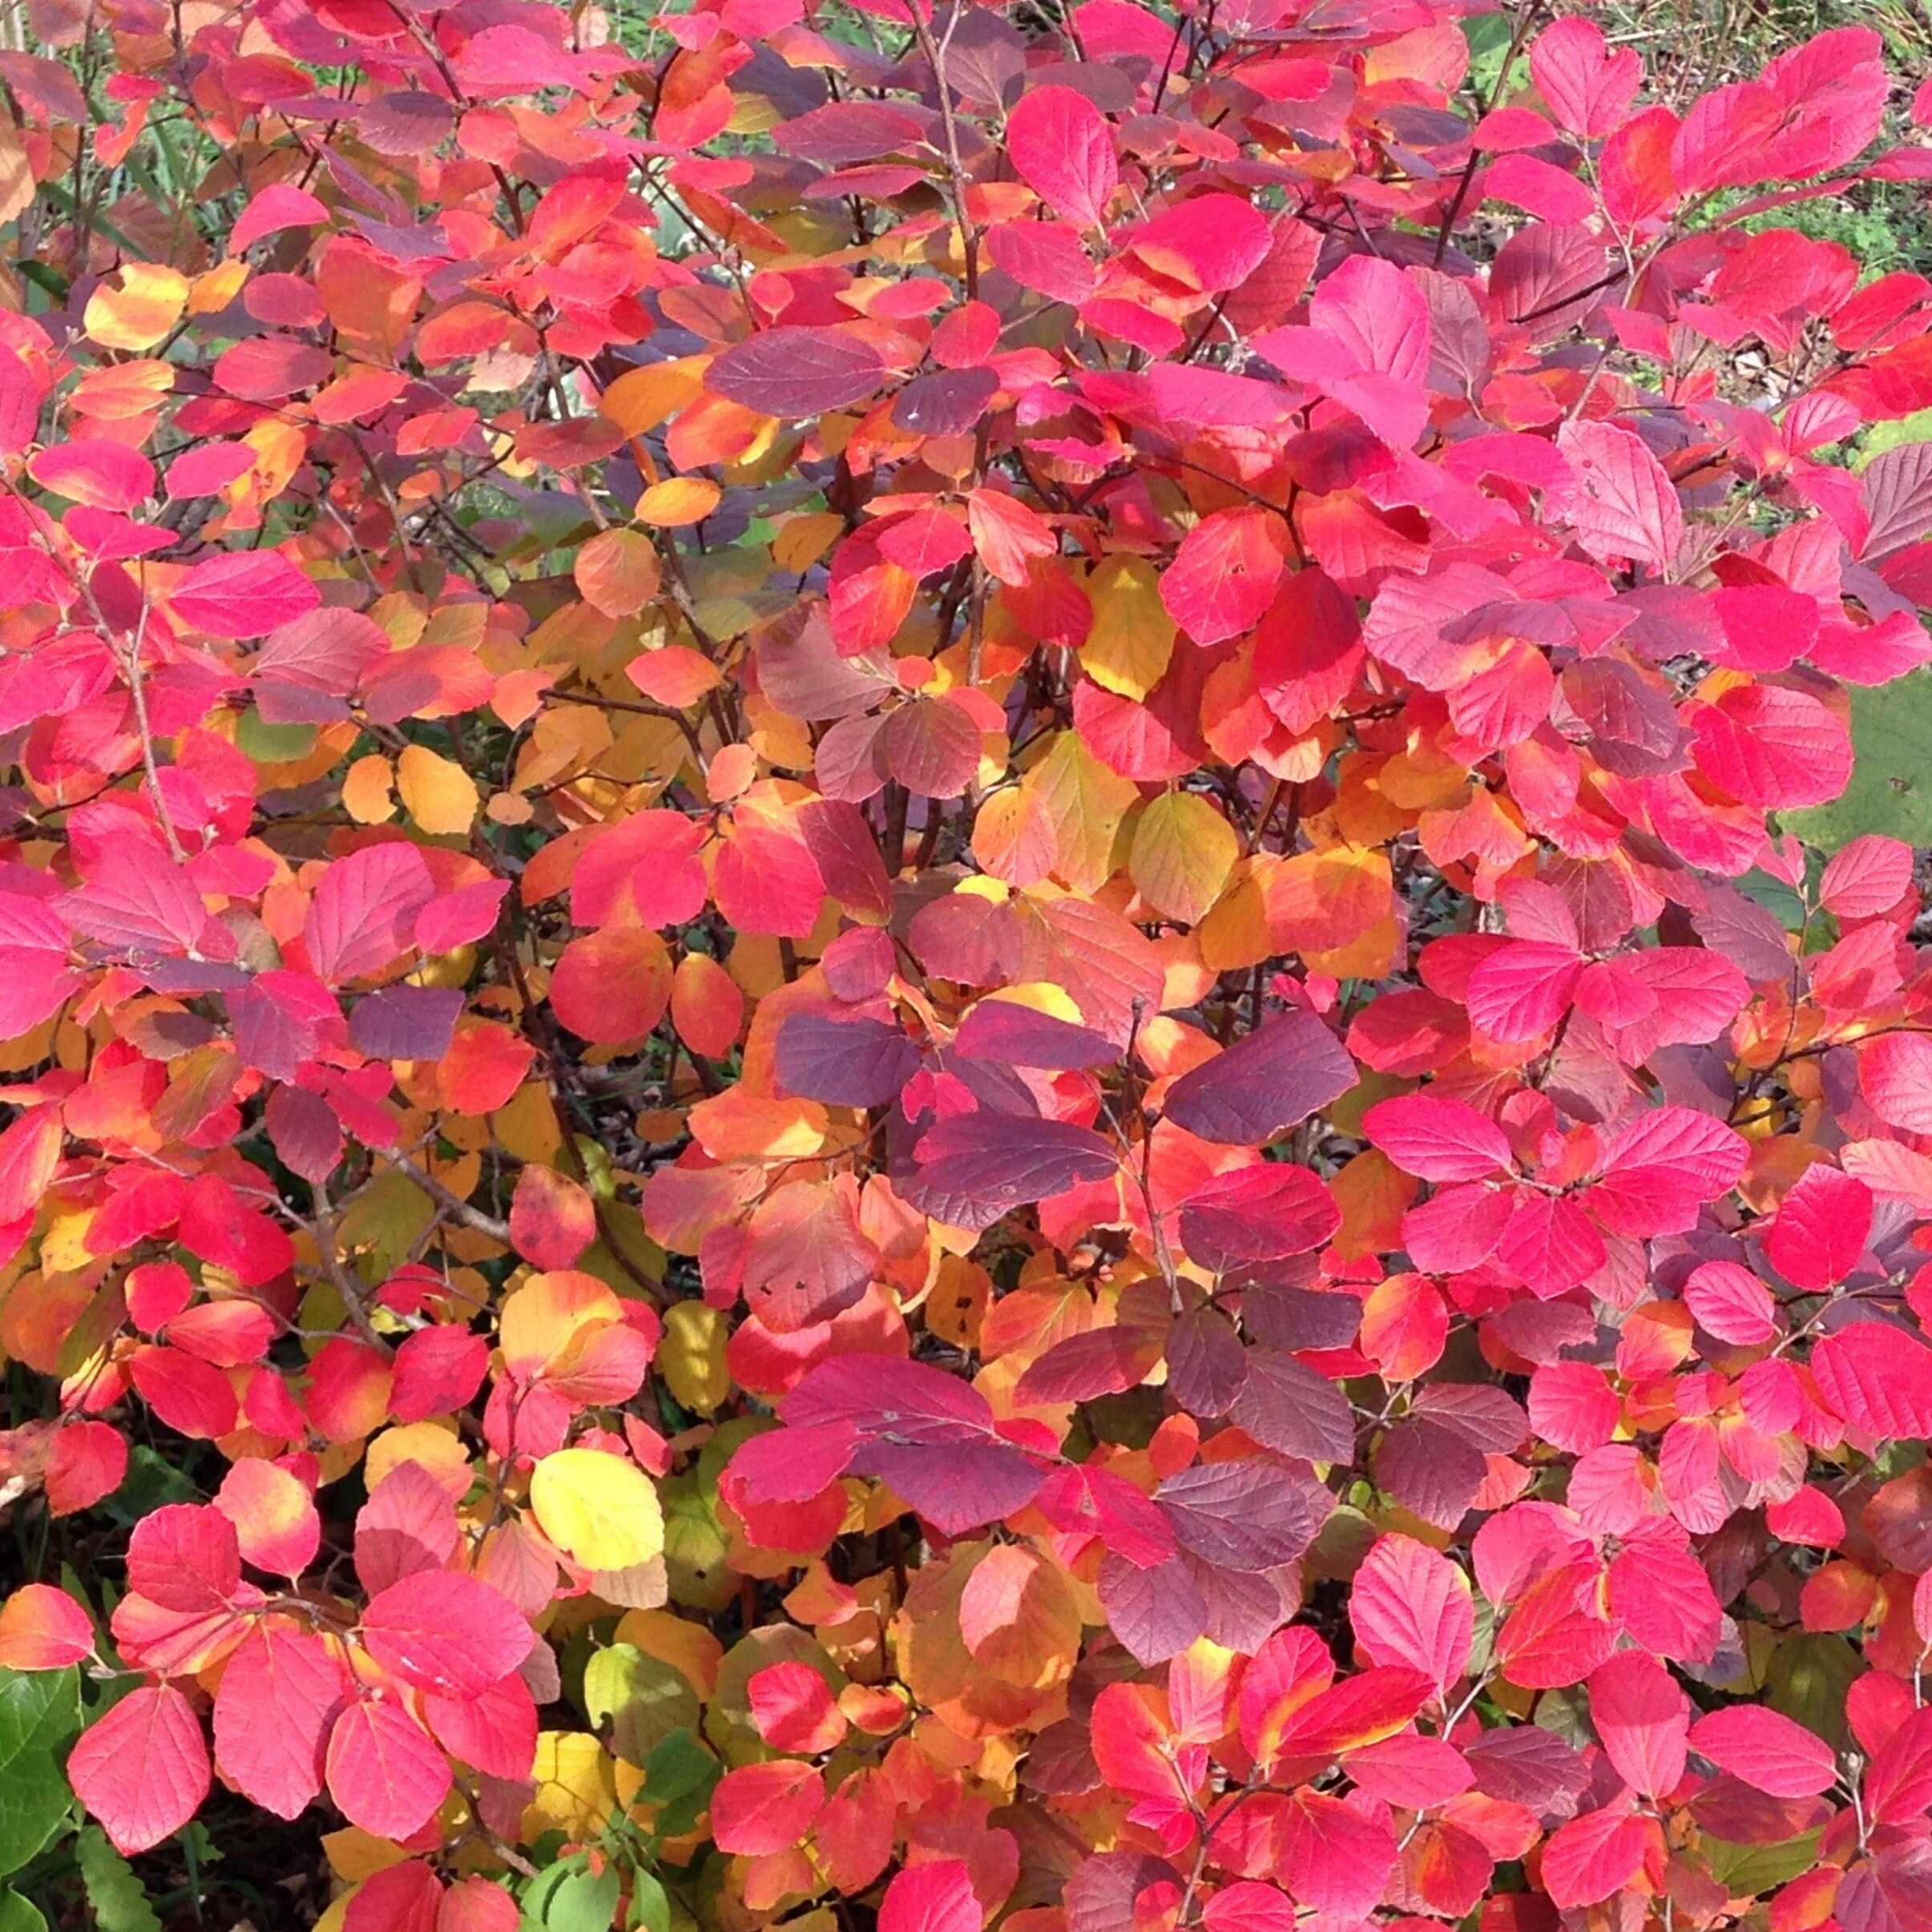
[3,0,1932,1928]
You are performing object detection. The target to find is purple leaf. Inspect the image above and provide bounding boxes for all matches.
[781,1353,998,1445]
[1099,1552,1208,1664]
[1228,1348,1356,1464]
[952,1000,1118,1071]
[913,1111,1119,1210]
[849,1439,1044,1535]
[1373,1416,1486,1528]
[1161,1009,1357,1144]
[1178,1164,1340,1269]
[1156,1460,1319,1571]
[775,1012,921,1107]
[349,986,465,1061]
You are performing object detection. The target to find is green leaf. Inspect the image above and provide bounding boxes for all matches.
[0,1668,79,1877]
[629,1872,672,1932]
[524,1853,623,1932]
[77,1825,161,1932]
[1783,672,1932,852]
[1765,1632,1861,1750]
[1702,1830,1823,1896]
[641,1729,719,1841]
[0,1890,46,1932]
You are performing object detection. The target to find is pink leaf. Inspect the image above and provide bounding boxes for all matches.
[880,1860,984,1932]
[1689,1705,1838,1797]
[1362,1093,1514,1181]
[1006,86,1117,230]
[361,1570,530,1699]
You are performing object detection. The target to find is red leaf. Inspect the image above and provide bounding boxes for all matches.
[1588,1650,1688,1798]
[1160,508,1287,645]
[28,438,155,511]
[508,1164,598,1270]
[1682,1260,1777,1345]
[69,1684,212,1854]
[880,1859,983,1932]
[549,927,671,1043]
[710,1758,825,1853]
[1818,834,1916,918]
[305,843,436,984]
[1690,684,1852,809]
[0,1583,95,1670]
[748,1661,845,1754]
[1540,1804,1651,1908]
[1860,1032,1932,1134]
[423,1672,538,1781]
[1349,1534,1474,1689]
[1531,17,1642,136]
[1361,1094,1514,1181]
[345,1861,443,1932]
[169,551,320,639]
[1766,1162,1873,1290]
[1556,420,1683,571]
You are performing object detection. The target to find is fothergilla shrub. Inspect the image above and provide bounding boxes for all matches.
[0,0,1930,1927]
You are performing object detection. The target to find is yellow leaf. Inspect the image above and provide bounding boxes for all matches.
[1263,846,1392,954]
[1080,556,1176,702]
[38,1208,95,1275]
[84,263,191,352]
[686,1088,829,1161]
[971,786,1056,888]
[1129,791,1239,925]
[522,1731,617,1841]
[396,743,478,836]
[322,1826,413,1883]
[1196,860,1273,973]
[530,1446,663,1571]
[343,753,395,824]
[1023,732,1136,896]
[958,1543,1082,1689]
[636,477,721,526]
[982,982,1086,1025]
[0,107,33,228]
[500,1270,623,1381]
[659,1301,728,1415]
